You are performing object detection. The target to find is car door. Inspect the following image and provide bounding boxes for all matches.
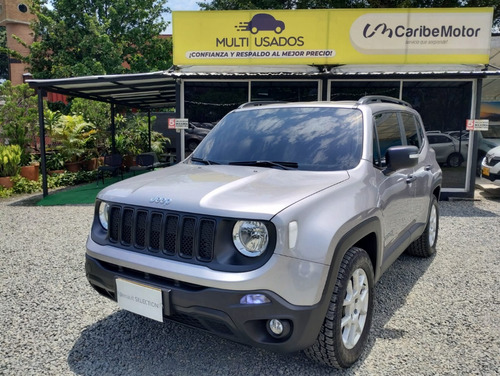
[401,112,433,226]
[373,111,416,265]
[426,134,455,164]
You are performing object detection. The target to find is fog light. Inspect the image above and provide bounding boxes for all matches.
[268,319,284,335]
[240,294,270,305]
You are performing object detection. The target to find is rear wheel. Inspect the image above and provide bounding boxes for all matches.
[305,247,374,369]
[447,152,463,167]
[406,195,439,257]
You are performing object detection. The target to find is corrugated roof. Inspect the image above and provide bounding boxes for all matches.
[27,71,176,110]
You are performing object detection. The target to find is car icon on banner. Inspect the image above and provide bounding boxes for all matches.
[236,13,285,34]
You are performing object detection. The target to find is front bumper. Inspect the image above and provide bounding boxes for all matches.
[481,164,500,182]
[85,254,329,353]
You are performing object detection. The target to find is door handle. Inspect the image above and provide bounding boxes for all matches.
[406,174,417,183]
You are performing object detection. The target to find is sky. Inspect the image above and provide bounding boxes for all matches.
[164,0,201,34]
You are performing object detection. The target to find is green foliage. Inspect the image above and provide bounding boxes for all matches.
[0,186,12,198]
[70,98,110,153]
[0,27,7,80]
[11,175,42,194]
[51,114,97,162]
[197,0,500,28]
[47,170,98,187]
[0,82,39,165]
[45,152,66,171]
[113,114,166,155]
[24,0,172,78]
[0,144,22,177]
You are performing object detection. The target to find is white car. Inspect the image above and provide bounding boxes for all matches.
[481,145,500,182]
[426,132,468,167]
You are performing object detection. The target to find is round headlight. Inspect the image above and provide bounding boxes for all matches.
[98,202,109,230]
[233,220,269,257]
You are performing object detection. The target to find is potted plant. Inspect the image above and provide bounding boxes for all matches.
[0,144,22,188]
[45,152,66,175]
[20,161,40,181]
[51,114,96,172]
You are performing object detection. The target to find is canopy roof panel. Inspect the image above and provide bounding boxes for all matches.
[28,71,177,110]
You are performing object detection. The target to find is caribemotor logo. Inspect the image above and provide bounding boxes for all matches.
[349,12,491,55]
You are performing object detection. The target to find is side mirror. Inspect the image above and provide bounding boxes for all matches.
[384,145,419,175]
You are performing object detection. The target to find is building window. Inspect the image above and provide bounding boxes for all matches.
[18,4,28,13]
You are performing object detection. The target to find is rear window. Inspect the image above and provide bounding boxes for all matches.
[191,107,363,171]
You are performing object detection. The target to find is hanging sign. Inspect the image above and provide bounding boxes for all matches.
[173,8,493,66]
[168,118,189,130]
[466,119,489,131]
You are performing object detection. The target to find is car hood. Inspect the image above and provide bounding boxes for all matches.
[98,163,349,219]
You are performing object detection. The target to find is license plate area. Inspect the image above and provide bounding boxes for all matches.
[482,166,490,177]
[116,278,164,322]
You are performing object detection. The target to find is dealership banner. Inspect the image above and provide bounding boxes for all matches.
[172,8,493,65]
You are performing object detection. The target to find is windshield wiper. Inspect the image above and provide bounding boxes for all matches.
[228,160,298,170]
[191,157,219,165]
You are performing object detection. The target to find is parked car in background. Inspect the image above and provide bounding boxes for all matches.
[184,123,214,152]
[476,130,500,175]
[481,145,500,182]
[445,130,469,141]
[426,132,468,167]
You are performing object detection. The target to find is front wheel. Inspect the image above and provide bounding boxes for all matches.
[406,195,439,257]
[305,247,374,369]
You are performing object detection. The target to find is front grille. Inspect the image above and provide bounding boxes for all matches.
[107,205,216,263]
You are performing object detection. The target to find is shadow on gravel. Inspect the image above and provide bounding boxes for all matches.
[68,254,434,376]
[369,253,434,347]
[440,200,499,218]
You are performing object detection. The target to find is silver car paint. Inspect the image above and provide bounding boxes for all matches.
[89,100,441,309]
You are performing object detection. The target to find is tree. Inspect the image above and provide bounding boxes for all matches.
[197,0,500,28]
[7,0,173,79]
[0,27,7,81]
[0,81,39,165]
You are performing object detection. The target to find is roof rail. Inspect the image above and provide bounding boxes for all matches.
[356,96,412,108]
[238,101,285,109]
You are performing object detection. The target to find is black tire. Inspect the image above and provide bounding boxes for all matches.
[447,152,463,167]
[186,140,199,152]
[305,247,374,369]
[406,195,439,258]
[476,153,486,176]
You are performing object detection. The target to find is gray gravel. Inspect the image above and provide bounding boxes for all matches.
[1,191,499,376]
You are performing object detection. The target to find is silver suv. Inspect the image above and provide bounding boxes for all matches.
[86,96,442,369]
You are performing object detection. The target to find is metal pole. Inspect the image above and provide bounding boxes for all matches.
[38,89,48,197]
[148,109,152,152]
[111,104,116,154]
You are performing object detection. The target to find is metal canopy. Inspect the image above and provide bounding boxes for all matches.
[27,71,177,109]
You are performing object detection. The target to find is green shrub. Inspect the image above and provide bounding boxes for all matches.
[0,186,13,198]
[0,144,22,177]
[11,176,42,194]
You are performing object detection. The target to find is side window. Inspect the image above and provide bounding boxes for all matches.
[373,112,402,167]
[428,134,451,144]
[401,112,422,150]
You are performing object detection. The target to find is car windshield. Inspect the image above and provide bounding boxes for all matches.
[191,107,363,171]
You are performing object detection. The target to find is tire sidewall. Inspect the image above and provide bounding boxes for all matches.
[332,248,374,368]
[428,196,439,252]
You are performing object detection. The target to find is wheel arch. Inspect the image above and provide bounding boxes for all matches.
[325,217,382,299]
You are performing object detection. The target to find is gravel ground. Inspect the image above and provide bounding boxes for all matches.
[1,191,499,376]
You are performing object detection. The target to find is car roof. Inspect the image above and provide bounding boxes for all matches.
[235,97,414,113]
